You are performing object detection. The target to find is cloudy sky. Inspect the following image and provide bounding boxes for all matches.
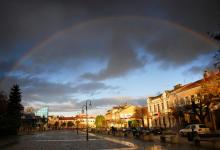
[0,0,219,116]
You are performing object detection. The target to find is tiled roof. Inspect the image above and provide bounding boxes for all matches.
[173,72,220,94]
[173,79,203,94]
[59,117,75,120]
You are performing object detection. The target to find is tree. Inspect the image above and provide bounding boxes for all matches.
[0,90,8,135]
[61,122,66,128]
[130,120,140,127]
[7,85,23,134]
[54,121,59,129]
[133,107,148,127]
[190,94,209,124]
[192,72,220,124]
[95,115,106,128]
[0,90,8,113]
[170,104,188,129]
[67,121,74,128]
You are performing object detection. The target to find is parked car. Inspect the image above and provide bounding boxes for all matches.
[122,127,132,133]
[137,127,151,135]
[179,124,210,136]
[150,127,162,135]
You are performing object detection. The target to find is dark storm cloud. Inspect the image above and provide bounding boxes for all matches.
[0,0,220,111]
[0,75,117,103]
[0,0,219,78]
[18,17,218,81]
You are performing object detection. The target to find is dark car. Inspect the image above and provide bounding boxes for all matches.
[137,127,151,135]
[122,127,132,133]
[150,128,162,135]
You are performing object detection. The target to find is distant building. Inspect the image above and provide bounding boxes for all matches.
[74,114,96,128]
[35,107,49,118]
[58,116,75,128]
[105,104,148,128]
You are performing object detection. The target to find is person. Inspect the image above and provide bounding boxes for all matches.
[111,126,115,136]
[132,127,137,137]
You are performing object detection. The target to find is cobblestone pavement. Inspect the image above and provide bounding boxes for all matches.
[1,130,210,150]
[1,130,132,150]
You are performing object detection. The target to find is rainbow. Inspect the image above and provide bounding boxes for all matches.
[9,16,220,74]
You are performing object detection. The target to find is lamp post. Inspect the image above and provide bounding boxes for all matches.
[82,100,92,141]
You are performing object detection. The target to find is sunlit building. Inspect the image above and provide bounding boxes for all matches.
[147,71,220,130]
[74,114,96,128]
[105,104,148,128]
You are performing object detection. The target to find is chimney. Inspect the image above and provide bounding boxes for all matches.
[174,84,182,90]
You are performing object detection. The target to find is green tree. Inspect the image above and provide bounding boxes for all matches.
[7,85,23,134]
[95,115,106,128]
[67,121,74,128]
[61,122,66,128]
[130,120,140,127]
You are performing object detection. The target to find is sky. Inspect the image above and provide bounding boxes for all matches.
[0,0,220,116]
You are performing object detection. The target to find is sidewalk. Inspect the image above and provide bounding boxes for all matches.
[0,135,20,149]
[93,130,220,150]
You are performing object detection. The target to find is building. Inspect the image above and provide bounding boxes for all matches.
[105,104,148,128]
[147,90,174,129]
[48,115,59,128]
[147,71,220,130]
[35,107,49,118]
[58,116,75,128]
[74,114,96,128]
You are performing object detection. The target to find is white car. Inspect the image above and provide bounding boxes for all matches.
[179,124,210,136]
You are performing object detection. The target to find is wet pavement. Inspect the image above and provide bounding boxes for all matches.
[0,130,210,150]
[0,130,131,150]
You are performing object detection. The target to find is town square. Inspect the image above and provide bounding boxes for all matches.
[0,0,220,149]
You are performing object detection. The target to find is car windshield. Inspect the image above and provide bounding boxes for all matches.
[185,125,190,129]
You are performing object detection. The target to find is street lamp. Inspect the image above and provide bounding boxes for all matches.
[82,100,92,141]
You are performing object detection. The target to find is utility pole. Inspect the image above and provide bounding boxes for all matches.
[82,100,92,141]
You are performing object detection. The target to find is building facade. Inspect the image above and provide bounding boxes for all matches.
[147,71,220,130]
[105,104,148,128]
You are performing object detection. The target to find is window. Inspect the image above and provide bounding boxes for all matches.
[157,104,160,112]
[167,101,169,108]
[154,104,156,112]
[161,103,164,110]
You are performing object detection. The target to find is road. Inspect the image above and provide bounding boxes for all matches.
[0,130,209,150]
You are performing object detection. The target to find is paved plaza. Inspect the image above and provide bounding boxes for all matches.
[0,130,210,150]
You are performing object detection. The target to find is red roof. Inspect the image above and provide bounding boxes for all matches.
[173,71,220,94]
[59,117,75,120]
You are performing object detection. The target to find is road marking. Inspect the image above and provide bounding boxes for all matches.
[33,139,104,142]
